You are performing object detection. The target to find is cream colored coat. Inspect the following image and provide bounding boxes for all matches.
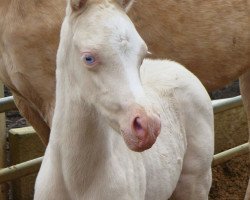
[34,1,214,199]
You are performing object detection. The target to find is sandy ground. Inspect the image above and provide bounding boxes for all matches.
[210,154,249,200]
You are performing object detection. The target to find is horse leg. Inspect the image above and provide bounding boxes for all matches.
[171,160,212,200]
[12,93,50,146]
[170,120,213,199]
[239,69,250,200]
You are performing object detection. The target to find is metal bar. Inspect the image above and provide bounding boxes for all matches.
[0,95,243,114]
[0,157,43,184]
[212,95,243,114]
[0,143,248,183]
[213,143,249,166]
[0,96,17,113]
[0,82,7,199]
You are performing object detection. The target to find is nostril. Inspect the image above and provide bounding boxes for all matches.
[133,117,143,132]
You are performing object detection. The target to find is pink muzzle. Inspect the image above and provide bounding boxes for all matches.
[121,107,161,152]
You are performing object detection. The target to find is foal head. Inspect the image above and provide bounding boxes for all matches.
[57,0,161,152]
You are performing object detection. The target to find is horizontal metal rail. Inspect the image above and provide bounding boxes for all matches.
[0,142,249,183]
[212,95,243,114]
[0,95,244,114]
[0,157,43,184]
[213,143,249,166]
[0,96,17,113]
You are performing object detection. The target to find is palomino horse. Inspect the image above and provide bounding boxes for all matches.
[0,0,250,198]
[34,0,214,199]
[0,0,249,144]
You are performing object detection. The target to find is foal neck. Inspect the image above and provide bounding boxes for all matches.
[50,86,110,151]
[49,85,115,180]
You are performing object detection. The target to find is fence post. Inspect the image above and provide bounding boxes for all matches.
[9,127,45,199]
[0,82,7,199]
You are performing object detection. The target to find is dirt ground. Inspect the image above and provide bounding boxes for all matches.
[209,80,249,199]
[210,155,249,200]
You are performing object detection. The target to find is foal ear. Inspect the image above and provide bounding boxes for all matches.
[116,0,135,12]
[70,0,87,11]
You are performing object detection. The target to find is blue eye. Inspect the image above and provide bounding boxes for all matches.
[84,55,95,65]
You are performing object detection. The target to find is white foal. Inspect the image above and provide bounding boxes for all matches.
[34,0,214,199]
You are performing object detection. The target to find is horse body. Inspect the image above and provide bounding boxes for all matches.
[35,59,213,199]
[34,1,213,199]
[129,0,250,91]
[0,0,65,143]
